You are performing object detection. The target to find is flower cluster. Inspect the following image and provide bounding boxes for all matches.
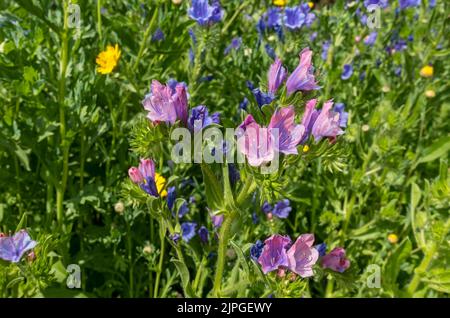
[258,3,316,35]
[128,158,168,197]
[188,0,223,26]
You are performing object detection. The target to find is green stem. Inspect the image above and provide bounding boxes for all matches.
[97,0,102,42]
[236,176,255,206]
[406,242,437,296]
[153,218,166,298]
[213,210,237,297]
[127,221,134,298]
[325,279,334,298]
[56,0,70,227]
[132,6,159,72]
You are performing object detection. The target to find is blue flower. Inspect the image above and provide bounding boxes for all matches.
[399,0,421,10]
[250,240,265,261]
[429,0,436,8]
[284,7,304,30]
[363,0,389,9]
[272,199,291,219]
[266,7,282,29]
[188,105,220,132]
[181,222,197,242]
[394,66,402,76]
[314,243,327,257]
[228,164,240,186]
[333,103,349,128]
[188,28,197,45]
[239,97,249,111]
[261,201,272,214]
[264,44,276,59]
[341,64,353,80]
[140,176,159,197]
[178,202,190,218]
[224,37,242,55]
[364,32,378,46]
[167,186,176,212]
[152,28,165,42]
[252,212,259,224]
[188,0,223,26]
[198,226,209,244]
[252,88,275,108]
[321,41,331,61]
[170,233,181,244]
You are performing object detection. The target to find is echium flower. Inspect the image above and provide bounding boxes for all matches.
[188,0,223,26]
[286,48,320,96]
[399,0,421,10]
[286,234,319,277]
[283,6,304,30]
[321,247,351,273]
[257,235,291,273]
[363,0,389,9]
[128,158,168,197]
[142,80,188,126]
[268,57,287,94]
[188,105,220,133]
[310,99,345,142]
[0,230,37,263]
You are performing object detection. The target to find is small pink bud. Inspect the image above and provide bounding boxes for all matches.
[355,36,361,43]
[277,268,286,278]
[128,167,143,184]
[27,251,36,262]
[267,212,273,220]
[0,233,5,237]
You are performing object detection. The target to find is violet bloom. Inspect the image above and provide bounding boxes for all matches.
[250,240,265,261]
[300,98,319,143]
[311,100,345,142]
[364,0,389,9]
[272,199,292,219]
[239,97,249,111]
[399,0,421,10]
[284,7,305,30]
[429,0,436,8]
[170,233,181,244]
[286,234,319,277]
[300,3,316,27]
[128,158,160,197]
[394,66,402,76]
[314,243,327,257]
[143,80,188,126]
[321,41,331,61]
[188,0,223,26]
[188,105,220,133]
[198,226,209,244]
[257,235,291,274]
[0,230,37,263]
[264,44,276,60]
[341,64,353,80]
[152,28,165,42]
[261,201,272,214]
[321,247,351,273]
[178,202,190,218]
[333,103,348,128]
[364,32,378,46]
[268,57,287,94]
[269,106,305,155]
[181,222,197,242]
[286,48,320,96]
[228,163,240,186]
[252,88,275,108]
[266,7,282,29]
[167,186,176,212]
[224,37,242,55]
[211,214,224,228]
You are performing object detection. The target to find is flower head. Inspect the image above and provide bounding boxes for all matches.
[286,234,319,277]
[268,106,305,154]
[272,199,292,218]
[273,0,287,6]
[211,214,224,228]
[333,103,349,128]
[188,0,223,26]
[129,158,167,198]
[0,230,37,263]
[341,64,353,80]
[198,226,209,244]
[188,105,220,132]
[96,44,121,74]
[364,32,378,46]
[387,233,399,244]
[283,7,304,30]
[286,48,320,96]
[311,100,345,141]
[399,0,421,10]
[419,65,433,78]
[181,222,197,242]
[321,247,350,273]
[250,240,265,261]
[257,235,291,274]
[268,57,287,94]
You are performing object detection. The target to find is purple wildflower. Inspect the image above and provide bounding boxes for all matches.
[272,199,292,219]
[198,226,209,244]
[257,235,291,274]
[341,64,353,80]
[250,240,265,261]
[188,105,220,132]
[181,222,197,242]
[0,230,37,263]
[321,247,351,273]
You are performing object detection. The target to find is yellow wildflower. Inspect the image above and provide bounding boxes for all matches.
[273,0,287,7]
[419,65,433,78]
[96,44,121,74]
[155,172,168,197]
[308,2,315,9]
[387,233,398,244]
[303,145,310,153]
[425,90,436,98]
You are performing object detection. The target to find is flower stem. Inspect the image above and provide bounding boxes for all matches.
[153,218,166,298]
[97,0,102,42]
[213,210,237,297]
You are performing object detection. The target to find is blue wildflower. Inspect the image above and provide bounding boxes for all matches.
[252,88,275,108]
[188,0,223,26]
[321,41,331,61]
[239,97,249,111]
[152,28,165,42]
[284,7,304,30]
[250,240,265,261]
[363,0,389,9]
[261,201,272,214]
[198,226,209,244]
[264,44,276,59]
[399,0,421,10]
[314,243,327,257]
[272,199,291,219]
[364,32,378,46]
[228,164,240,186]
[341,64,353,80]
[333,103,349,128]
[167,186,176,212]
[224,37,242,55]
[178,202,190,218]
[181,222,197,242]
[188,105,220,132]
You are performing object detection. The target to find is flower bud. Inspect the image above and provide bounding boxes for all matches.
[128,167,143,184]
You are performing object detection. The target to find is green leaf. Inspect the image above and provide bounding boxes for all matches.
[418,136,450,164]
[171,258,195,298]
[15,213,27,232]
[230,240,251,280]
[383,239,412,292]
[14,145,31,171]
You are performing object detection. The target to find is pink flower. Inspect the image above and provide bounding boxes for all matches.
[269,106,305,155]
[268,57,287,94]
[128,167,143,184]
[311,100,344,141]
[138,158,155,179]
[142,80,188,125]
[286,234,319,277]
[257,235,291,274]
[286,48,320,96]
[321,247,350,273]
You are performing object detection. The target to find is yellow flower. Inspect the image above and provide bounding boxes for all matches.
[308,2,315,9]
[425,90,436,98]
[303,145,310,153]
[419,65,433,78]
[273,0,287,7]
[155,172,168,197]
[387,234,398,244]
[96,44,121,74]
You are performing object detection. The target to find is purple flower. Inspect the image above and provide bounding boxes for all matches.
[399,0,421,10]
[286,234,319,277]
[341,64,353,80]
[239,97,249,111]
[429,0,436,8]
[167,186,176,212]
[311,100,345,142]
[188,105,220,132]
[188,0,223,26]
[283,7,304,30]
[211,214,224,228]
[333,103,348,128]
[188,28,197,45]
[272,199,292,219]
[250,240,265,261]
[129,158,162,197]
[314,243,327,257]
[363,0,389,9]
[252,88,275,108]
[152,28,165,42]
[394,66,402,76]
[268,57,287,94]
[261,201,272,214]
[198,226,209,244]
[224,37,242,55]
[286,48,320,96]
[269,106,305,155]
[321,41,331,61]
[170,233,181,244]
[178,202,190,218]
[266,7,282,29]
[393,38,408,52]
[143,80,188,126]
[181,222,197,242]
[252,212,259,224]
[257,235,291,274]
[364,32,378,46]
[264,44,276,60]
[321,247,351,273]
[228,164,240,186]
[0,230,37,263]
[300,98,319,143]
[310,32,318,42]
